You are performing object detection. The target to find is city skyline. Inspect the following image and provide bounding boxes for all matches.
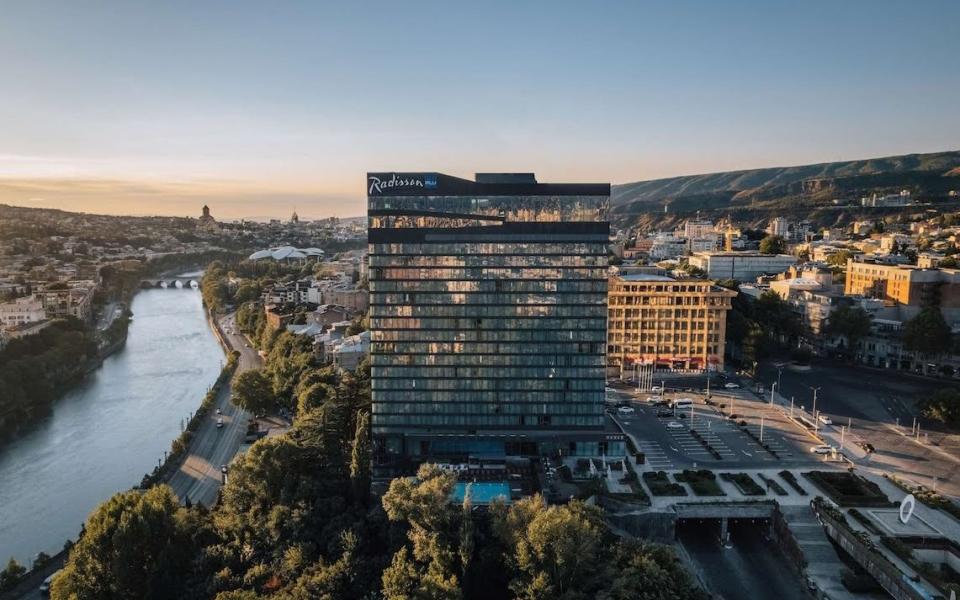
[2,0,959,218]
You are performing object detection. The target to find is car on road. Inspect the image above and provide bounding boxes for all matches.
[605,386,615,394]
[40,570,62,596]
[666,421,685,430]
[723,382,740,389]
[656,409,673,418]
[856,441,876,453]
[617,406,635,415]
[818,414,833,425]
[216,407,222,415]
[645,396,658,403]
[221,464,228,474]
[651,386,662,393]
[810,444,834,455]
[216,417,224,429]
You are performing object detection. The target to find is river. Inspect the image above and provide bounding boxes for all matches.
[0,285,224,565]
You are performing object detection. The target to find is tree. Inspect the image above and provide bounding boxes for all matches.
[759,235,786,255]
[918,389,960,428]
[940,256,960,269]
[349,411,371,504]
[0,558,26,592]
[824,305,872,350]
[381,464,462,600]
[903,308,951,355]
[826,250,853,269]
[297,382,336,415]
[492,496,607,599]
[231,369,275,414]
[51,486,197,600]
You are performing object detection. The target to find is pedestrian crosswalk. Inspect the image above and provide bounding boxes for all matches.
[666,427,735,459]
[635,440,675,469]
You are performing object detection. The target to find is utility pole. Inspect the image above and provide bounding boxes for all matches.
[840,425,845,451]
[790,396,795,418]
[760,415,765,442]
[777,366,783,397]
[770,382,777,405]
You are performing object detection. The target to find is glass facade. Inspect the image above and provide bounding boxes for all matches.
[368,172,610,466]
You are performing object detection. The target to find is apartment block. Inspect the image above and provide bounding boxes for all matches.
[607,274,736,372]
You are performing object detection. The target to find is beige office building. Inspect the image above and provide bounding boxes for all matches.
[608,274,736,371]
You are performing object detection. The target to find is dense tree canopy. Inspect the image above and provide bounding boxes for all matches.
[759,235,786,255]
[918,389,960,428]
[824,305,873,350]
[903,307,952,355]
[231,369,275,415]
[52,486,207,600]
[0,318,98,443]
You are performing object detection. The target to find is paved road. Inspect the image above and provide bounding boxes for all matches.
[755,361,960,497]
[678,520,809,600]
[166,314,262,506]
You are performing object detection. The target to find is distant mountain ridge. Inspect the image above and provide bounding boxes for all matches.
[611,150,960,215]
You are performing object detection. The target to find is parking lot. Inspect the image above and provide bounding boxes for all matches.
[606,386,828,470]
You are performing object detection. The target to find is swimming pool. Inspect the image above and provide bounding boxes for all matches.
[451,481,512,505]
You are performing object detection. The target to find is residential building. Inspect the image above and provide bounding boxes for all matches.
[844,258,960,322]
[607,274,736,372]
[368,171,617,469]
[688,251,797,281]
[34,286,94,322]
[319,287,369,313]
[307,304,355,328]
[917,252,945,269]
[648,234,687,260]
[681,219,715,239]
[333,330,371,370]
[767,217,790,238]
[0,296,46,328]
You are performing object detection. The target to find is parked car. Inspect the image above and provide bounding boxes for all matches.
[617,406,635,414]
[650,386,662,393]
[724,382,740,389]
[666,421,685,430]
[818,414,833,425]
[810,445,833,455]
[221,464,228,474]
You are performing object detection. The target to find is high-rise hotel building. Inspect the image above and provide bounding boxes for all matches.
[367,172,615,470]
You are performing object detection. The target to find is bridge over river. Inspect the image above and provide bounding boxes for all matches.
[140,278,200,289]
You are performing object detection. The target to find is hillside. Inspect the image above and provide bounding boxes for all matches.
[611,150,960,229]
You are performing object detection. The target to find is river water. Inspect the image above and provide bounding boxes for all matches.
[0,286,223,565]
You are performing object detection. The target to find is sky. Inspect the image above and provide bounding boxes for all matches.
[0,1,958,220]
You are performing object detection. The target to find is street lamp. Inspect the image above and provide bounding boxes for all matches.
[810,386,821,433]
